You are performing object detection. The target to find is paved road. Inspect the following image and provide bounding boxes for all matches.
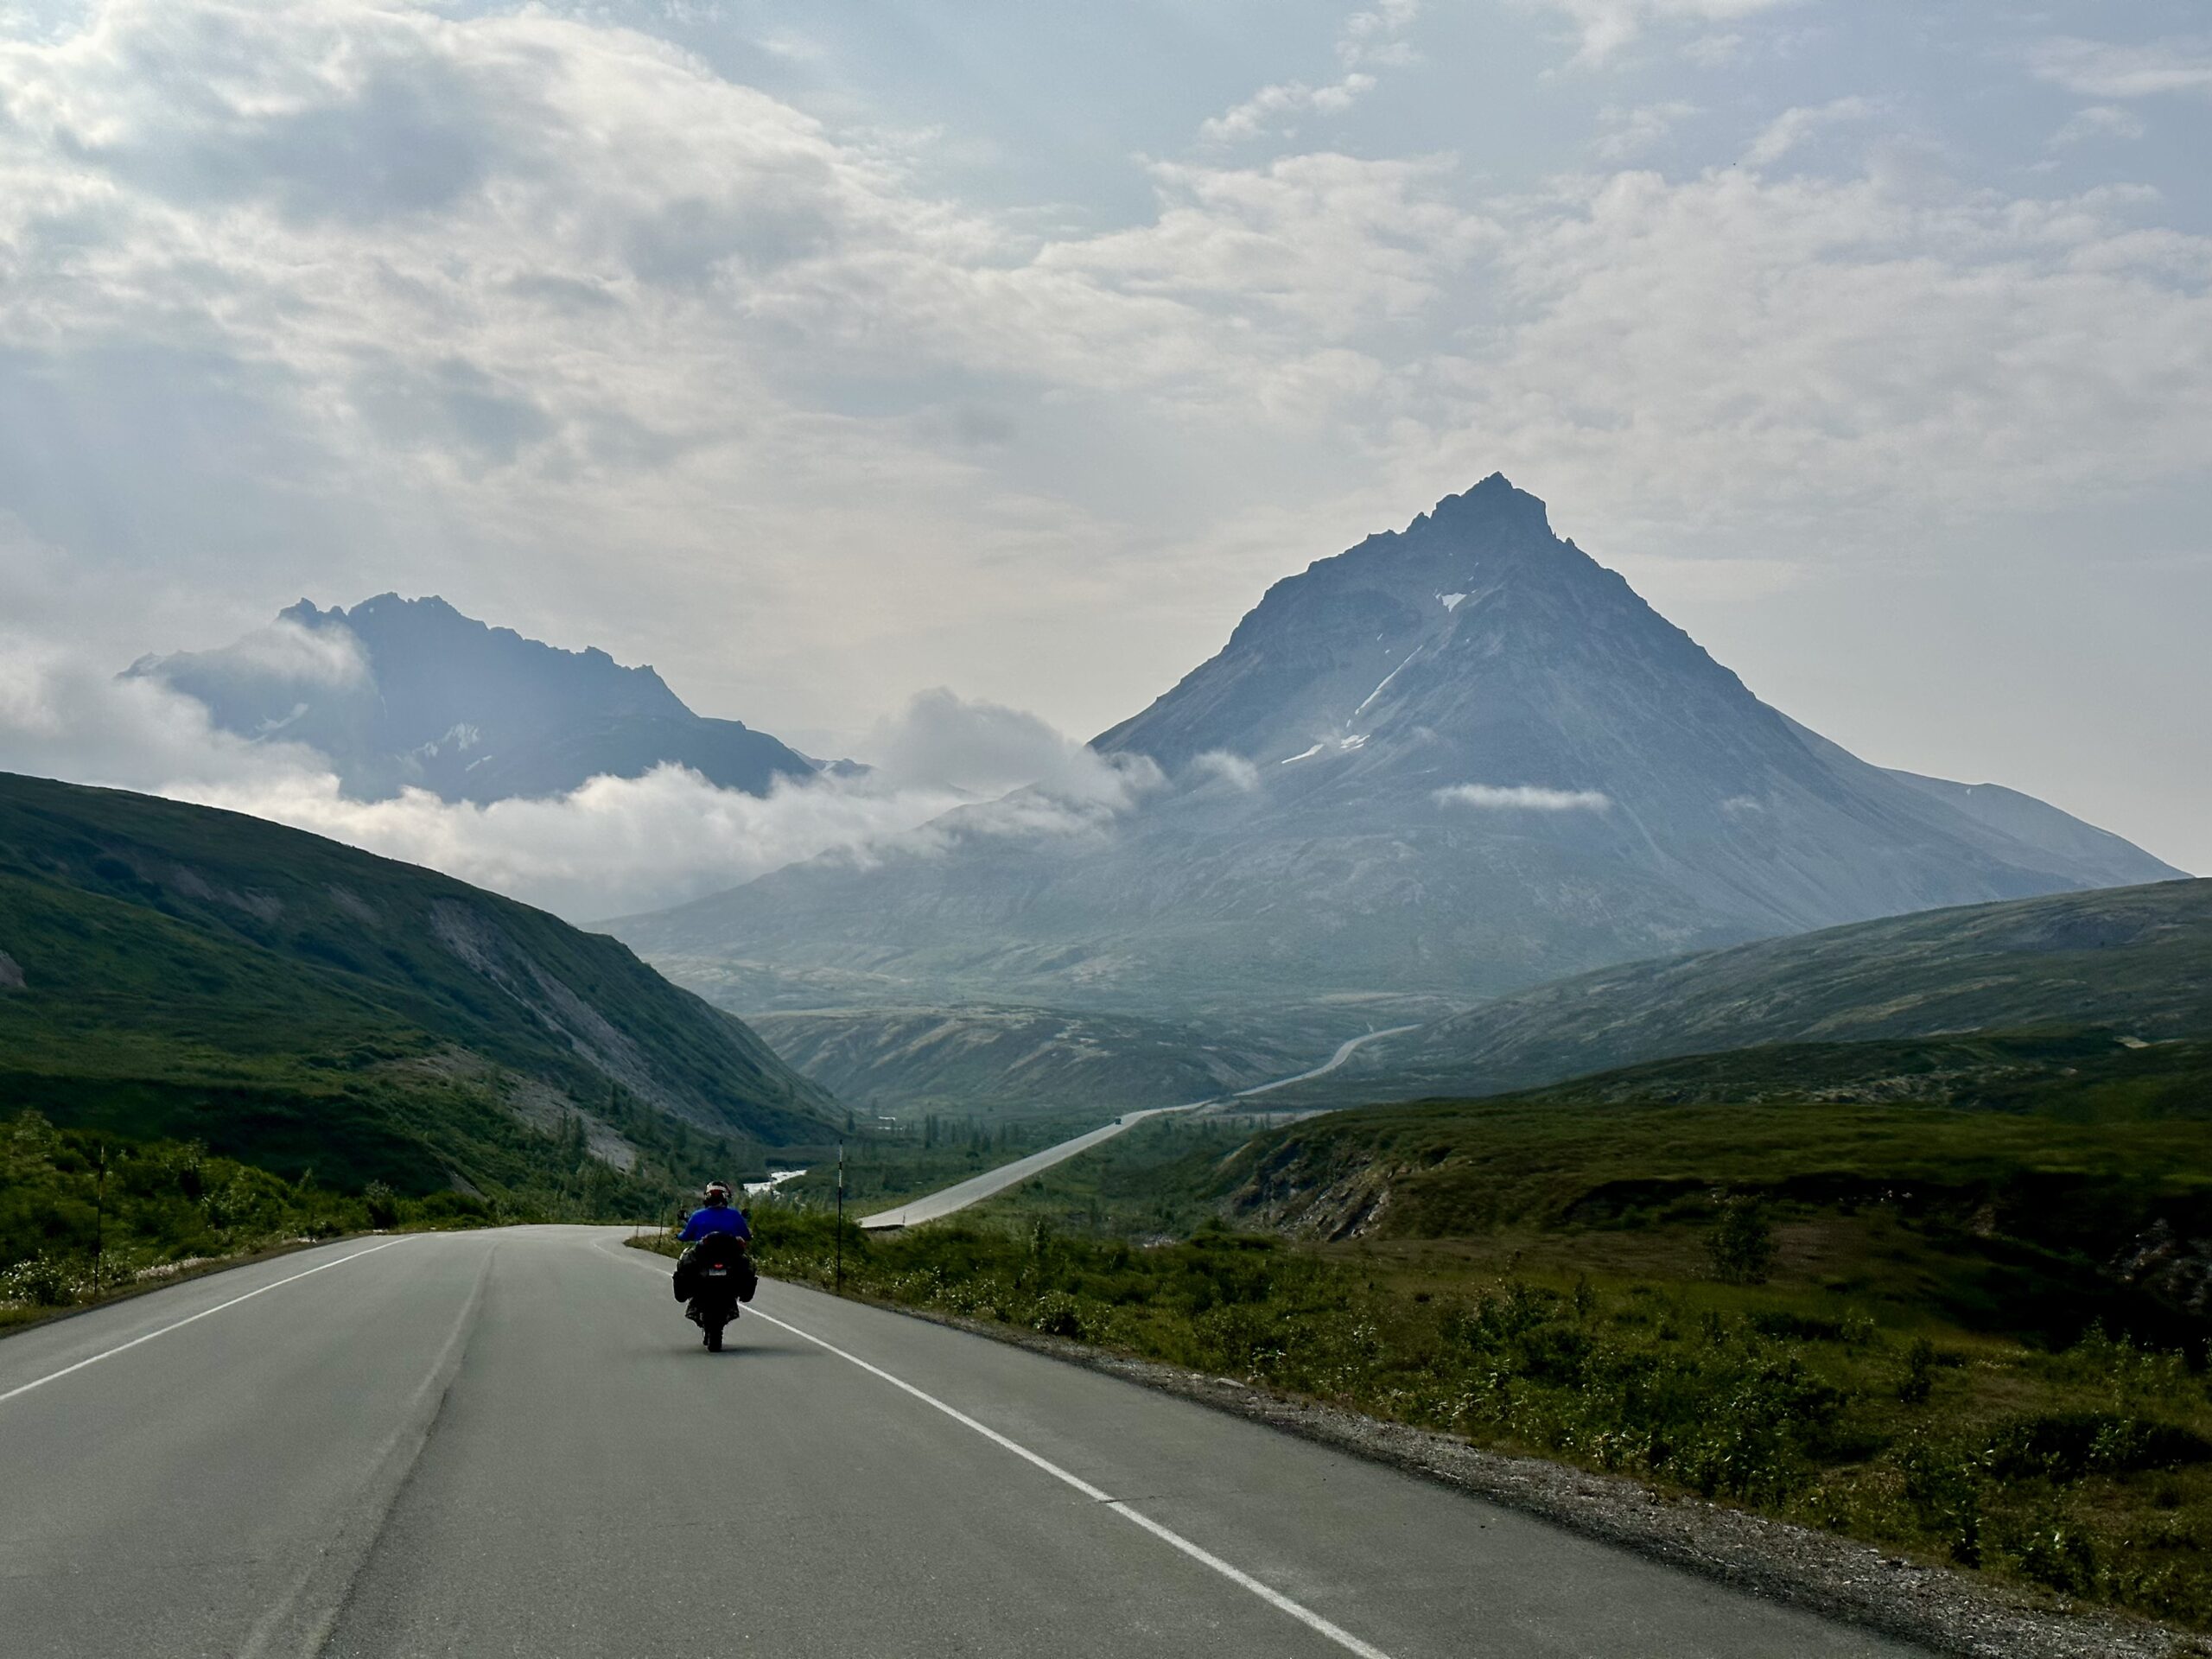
[0,1228,1923,1658]
[858,1098,1212,1230]
[1222,1025,1422,1103]
[860,1027,1424,1230]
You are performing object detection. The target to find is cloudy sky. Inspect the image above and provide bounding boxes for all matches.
[1,0,2207,892]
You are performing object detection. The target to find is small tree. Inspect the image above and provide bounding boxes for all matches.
[1706,1194,1777,1285]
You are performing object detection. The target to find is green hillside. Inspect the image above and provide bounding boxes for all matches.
[1293,878,2212,1105]
[1220,1030,2212,1344]
[0,772,840,1199]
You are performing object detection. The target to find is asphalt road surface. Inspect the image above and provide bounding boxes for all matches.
[857,1099,1213,1230]
[861,1027,1424,1230]
[0,1228,1926,1658]
[1222,1026,1422,1103]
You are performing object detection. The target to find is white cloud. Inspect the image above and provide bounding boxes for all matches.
[1522,0,1798,66]
[1744,97,1878,168]
[2047,105,2148,149]
[2044,103,2150,148]
[1048,154,1491,338]
[1189,749,1262,791]
[1595,101,1700,161]
[1201,73,1377,144]
[1339,1,1423,68]
[1200,2,1420,143]
[137,616,370,692]
[864,687,1133,803]
[0,636,330,791]
[1404,162,2212,550]
[2029,37,2212,100]
[1435,784,1613,810]
[194,763,970,922]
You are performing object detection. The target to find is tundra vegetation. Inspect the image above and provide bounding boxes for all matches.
[669,1037,2212,1636]
[0,1107,688,1331]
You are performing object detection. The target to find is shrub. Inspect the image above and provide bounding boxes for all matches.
[1898,1336,1937,1405]
[1898,1434,1984,1566]
[2005,1510,2100,1597]
[1985,1413,2212,1482]
[1706,1196,1777,1285]
[1,1252,85,1307]
[362,1181,400,1230]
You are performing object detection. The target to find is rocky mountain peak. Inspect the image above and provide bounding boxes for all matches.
[133,595,814,804]
[1421,470,1553,533]
[1093,476,1683,776]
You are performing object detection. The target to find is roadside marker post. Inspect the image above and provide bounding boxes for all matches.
[92,1139,106,1297]
[834,1141,845,1294]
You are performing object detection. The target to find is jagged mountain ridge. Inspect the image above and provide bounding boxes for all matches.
[613,476,2182,1016]
[135,594,819,804]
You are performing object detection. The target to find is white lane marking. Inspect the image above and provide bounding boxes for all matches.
[0,1237,411,1408]
[743,1302,1396,1659]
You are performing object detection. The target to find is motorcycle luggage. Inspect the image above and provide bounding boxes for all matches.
[673,1234,753,1302]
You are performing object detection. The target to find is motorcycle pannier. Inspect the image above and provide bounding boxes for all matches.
[673,1235,756,1302]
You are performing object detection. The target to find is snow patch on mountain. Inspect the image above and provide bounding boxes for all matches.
[1438,784,1613,812]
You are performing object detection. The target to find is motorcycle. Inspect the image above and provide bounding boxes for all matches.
[671,1231,758,1351]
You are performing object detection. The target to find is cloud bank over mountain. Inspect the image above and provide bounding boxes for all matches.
[0,628,1125,919]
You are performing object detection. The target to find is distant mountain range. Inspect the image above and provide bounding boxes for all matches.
[1271,877,2212,1108]
[0,772,838,1193]
[747,1005,1313,1122]
[133,594,820,804]
[615,476,2183,1018]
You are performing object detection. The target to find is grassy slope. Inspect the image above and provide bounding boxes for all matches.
[1299,877,2212,1105]
[0,772,840,1196]
[1221,1032,2212,1342]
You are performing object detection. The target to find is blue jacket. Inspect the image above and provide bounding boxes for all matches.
[679,1204,752,1243]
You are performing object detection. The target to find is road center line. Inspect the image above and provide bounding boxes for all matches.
[0,1236,411,1408]
[742,1301,1397,1659]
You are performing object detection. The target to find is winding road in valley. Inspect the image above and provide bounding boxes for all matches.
[857,1026,1421,1231]
[0,1228,1924,1658]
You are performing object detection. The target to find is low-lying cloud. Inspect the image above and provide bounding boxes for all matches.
[1189,749,1262,791]
[0,648,1144,922]
[189,763,973,924]
[866,688,1129,802]
[1435,783,1613,811]
[139,615,371,691]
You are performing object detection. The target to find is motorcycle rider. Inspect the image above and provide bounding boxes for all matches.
[674,1182,756,1347]
[679,1181,752,1243]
